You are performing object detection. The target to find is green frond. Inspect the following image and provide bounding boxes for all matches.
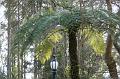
[48,32,62,43]
[60,10,81,29]
[13,13,60,54]
[84,9,120,28]
[86,30,105,55]
[13,8,120,56]
[35,31,62,64]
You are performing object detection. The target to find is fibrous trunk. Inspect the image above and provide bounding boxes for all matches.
[68,28,80,79]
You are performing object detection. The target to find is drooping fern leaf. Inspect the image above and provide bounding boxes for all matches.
[12,8,120,56]
[80,29,105,55]
[13,14,60,55]
[35,30,62,64]
[83,29,105,55]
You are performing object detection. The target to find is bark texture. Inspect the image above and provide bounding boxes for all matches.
[7,0,11,79]
[105,34,118,79]
[105,0,118,78]
[69,28,80,79]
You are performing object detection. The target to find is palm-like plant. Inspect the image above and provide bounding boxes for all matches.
[13,8,120,79]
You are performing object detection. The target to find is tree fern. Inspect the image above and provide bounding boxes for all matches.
[13,14,60,54]
[12,8,120,56]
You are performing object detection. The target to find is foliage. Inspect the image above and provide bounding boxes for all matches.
[0,70,6,79]
[13,8,120,58]
[13,13,60,55]
[83,9,120,31]
[64,65,70,78]
[35,30,62,64]
[60,9,81,29]
[114,31,120,45]
[79,44,105,79]
[83,29,105,55]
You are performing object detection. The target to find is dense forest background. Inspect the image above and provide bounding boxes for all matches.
[0,0,120,79]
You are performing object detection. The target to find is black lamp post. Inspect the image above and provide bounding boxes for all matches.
[50,55,58,79]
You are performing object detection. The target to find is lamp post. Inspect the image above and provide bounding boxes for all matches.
[50,55,58,79]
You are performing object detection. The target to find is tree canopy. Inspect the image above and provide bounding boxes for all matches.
[13,8,120,55]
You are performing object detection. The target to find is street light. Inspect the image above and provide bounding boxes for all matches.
[50,55,58,79]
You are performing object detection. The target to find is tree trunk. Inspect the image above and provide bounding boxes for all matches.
[34,58,38,79]
[77,31,86,78]
[68,28,80,79]
[7,0,11,78]
[105,34,118,79]
[63,32,69,79]
[105,0,118,79]
[17,0,21,78]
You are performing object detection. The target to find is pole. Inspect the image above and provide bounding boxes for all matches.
[52,70,56,79]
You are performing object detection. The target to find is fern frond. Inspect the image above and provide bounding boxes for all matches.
[86,30,105,55]
[35,31,62,64]
[13,8,120,56]
[13,14,60,54]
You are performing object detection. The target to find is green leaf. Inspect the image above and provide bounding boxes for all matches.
[12,8,120,56]
[35,31,62,64]
[87,31,105,55]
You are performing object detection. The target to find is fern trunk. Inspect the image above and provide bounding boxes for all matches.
[68,28,80,79]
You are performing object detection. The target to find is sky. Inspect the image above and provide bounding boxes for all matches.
[0,5,6,22]
[0,5,7,57]
[0,5,8,75]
